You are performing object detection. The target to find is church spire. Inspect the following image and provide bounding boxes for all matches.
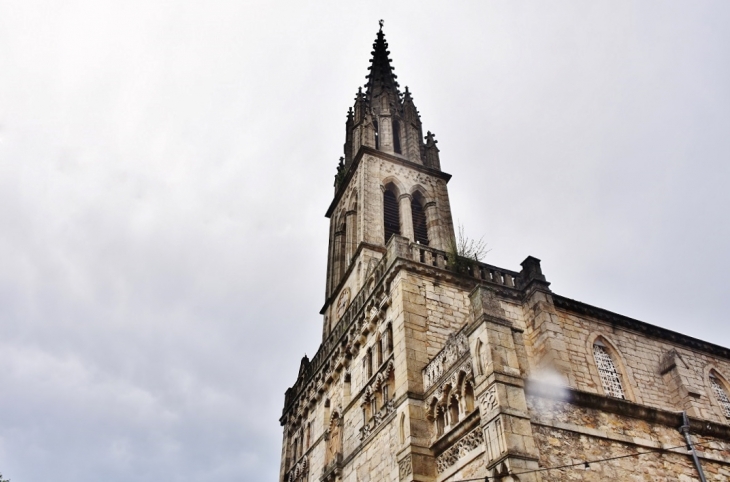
[335,22,439,191]
[365,21,401,108]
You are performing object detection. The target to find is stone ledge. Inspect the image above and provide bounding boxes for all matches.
[526,380,730,440]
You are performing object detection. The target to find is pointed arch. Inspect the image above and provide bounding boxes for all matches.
[474,339,484,376]
[411,190,429,246]
[704,365,730,420]
[586,333,638,402]
[382,181,402,244]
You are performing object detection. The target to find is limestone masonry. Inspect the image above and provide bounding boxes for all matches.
[279,26,730,482]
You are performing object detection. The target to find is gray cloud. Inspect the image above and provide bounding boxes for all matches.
[0,1,729,481]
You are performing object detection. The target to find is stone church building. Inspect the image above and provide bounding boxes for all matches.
[279,26,730,481]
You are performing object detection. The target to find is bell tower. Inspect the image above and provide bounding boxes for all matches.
[322,23,456,339]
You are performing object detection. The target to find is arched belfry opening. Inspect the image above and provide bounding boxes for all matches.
[383,184,401,244]
[373,118,380,150]
[392,118,402,154]
[411,191,429,246]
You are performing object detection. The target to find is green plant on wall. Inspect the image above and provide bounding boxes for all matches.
[447,223,490,273]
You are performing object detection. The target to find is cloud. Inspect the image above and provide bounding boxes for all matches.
[0,1,729,481]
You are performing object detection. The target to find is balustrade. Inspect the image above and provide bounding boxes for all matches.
[410,243,521,288]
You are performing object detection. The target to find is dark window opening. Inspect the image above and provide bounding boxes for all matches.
[393,119,401,154]
[412,197,429,245]
[383,189,400,244]
[373,119,380,150]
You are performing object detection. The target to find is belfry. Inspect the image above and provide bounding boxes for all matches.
[280,25,730,482]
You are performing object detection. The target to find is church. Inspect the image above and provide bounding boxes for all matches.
[279,25,730,482]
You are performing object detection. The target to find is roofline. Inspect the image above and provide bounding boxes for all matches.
[553,294,730,360]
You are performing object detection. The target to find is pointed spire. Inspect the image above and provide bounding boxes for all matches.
[365,22,400,105]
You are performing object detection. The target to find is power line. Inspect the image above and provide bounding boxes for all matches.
[453,442,709,482]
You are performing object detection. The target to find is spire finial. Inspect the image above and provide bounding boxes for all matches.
[379,19,384,31]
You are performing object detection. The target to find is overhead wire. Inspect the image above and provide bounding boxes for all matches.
[452,441,711,481]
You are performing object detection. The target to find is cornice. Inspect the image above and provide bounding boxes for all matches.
[527,380,730,440]
[553,294,730,361]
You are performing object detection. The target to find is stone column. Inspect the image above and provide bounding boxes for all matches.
[399,194,414,243]
[469,286,542,482]
[423,201,440,248]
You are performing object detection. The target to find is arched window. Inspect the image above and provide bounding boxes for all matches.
[411,192,429,245]
[373,118,380,150]
[376,336,383,366]
[448,395,460,426]
[392,119,402,154]
[709,371,730,418]
[436,406,445,436]
[366,347,373,379]
[383,188,400,244]
[593,339,626,399]
[384,369,394,402]
[463,381,475,414]
[475,339,483,376]
[292,437,299,463]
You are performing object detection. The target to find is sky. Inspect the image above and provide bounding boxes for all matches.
[1,1,729,481]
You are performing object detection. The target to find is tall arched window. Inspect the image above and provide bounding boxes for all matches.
[392,119,402,154]
[475,339,483,376]
[709,371,730,418]
[385,323,393,353]
[383,188,400,244]
[411,192,429,245]
[448,395,460,426]
[593,339,626,399]
[376,336,383,366]
[373,118,380,150]
[366,347,373,379]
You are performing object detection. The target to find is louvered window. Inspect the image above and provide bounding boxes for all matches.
[710,373,730,418]
[593,342,625,399]
[412,197,429,245]
[383,190,400,244]
[373,119,380,150]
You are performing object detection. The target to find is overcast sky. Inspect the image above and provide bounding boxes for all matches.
[1,1,729,481]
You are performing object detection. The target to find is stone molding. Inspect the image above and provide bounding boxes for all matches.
[435,425,484,473]
[526,380,730,440]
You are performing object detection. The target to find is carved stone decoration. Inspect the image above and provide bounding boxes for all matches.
[435,426,485,473]
[423,331,470,390]
[368,304,379,322]
[336,288,351,321]
[480,386,498,413]
[483,418,506,463]
[326,415,342,465]
[359,399,396,441]
[398,454,413,480]
[287,456,308,482]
